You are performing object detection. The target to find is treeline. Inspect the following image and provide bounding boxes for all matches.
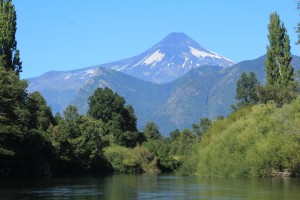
[1,86,199,176]
[47,87,198,175]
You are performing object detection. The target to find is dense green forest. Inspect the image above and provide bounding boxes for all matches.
[1,0,300,177]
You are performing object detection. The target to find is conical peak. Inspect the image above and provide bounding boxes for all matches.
[163,32,190,41]
[155,32,204,50]
[157,32,203,49]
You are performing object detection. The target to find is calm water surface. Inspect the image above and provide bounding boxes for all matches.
[0,174,300,199]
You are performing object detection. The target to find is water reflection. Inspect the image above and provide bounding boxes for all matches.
[0,174,300,199]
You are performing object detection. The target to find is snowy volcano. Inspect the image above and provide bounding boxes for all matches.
[105,32,235,83]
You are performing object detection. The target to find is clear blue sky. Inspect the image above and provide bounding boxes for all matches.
[14,0,300,78]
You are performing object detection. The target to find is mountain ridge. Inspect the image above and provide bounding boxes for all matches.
[27,55,300,135]
[26,32,300,135]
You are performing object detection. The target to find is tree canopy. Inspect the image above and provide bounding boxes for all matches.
[266,12,293,87]
[0,0,22,74]
[235,72,259,108]
[87,87,138,147]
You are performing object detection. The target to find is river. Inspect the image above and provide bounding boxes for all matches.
[0,174,300,199]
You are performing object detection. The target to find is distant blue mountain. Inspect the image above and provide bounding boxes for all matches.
[27,33,300,135]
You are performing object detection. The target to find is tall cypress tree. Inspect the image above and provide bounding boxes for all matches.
[266,12,293,87]
[280,31,293,86]
[0,0,22,74]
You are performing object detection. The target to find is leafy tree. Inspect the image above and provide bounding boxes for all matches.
[0,67,30,175]
[192,118,212,138]
[168,129,197,172]
[63,105,80,138]
[143,122,161,140]
[104,145,141,173]
[235,72,259,108]
[71,115,108,172]
[200,118,212,132]
[27,92,55,132]
[0,0,22,74]
[177,129,196,154]
[87,87,138,146]
[257,84,297,107]
[48,105,112,174]
[256,12,296,107]
[117,131,139,148]
[266,12,294,87]
[88,88,137,131]
[170,129,180,141]
[46,105,81,170]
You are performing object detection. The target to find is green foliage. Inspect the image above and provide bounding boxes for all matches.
[87,87,138,147]
[182,100,300,177]
[176,144,199,176]
[142,139,172,171]
[0,69,57,177]
[14,129,55,176]
[88,87,136,131]
[0,0,22,74]
[266,12,294,87]
[104,144,162,174]
[132,145,159,173]
[170,129,180,141]
[0,67,28,176]
[27,92,55,132]
[63,105,80,138]
[104,145,141,173]
[47,106,112,174]
[71,115,108,171]
[143,122,161,140]
[257,83,297,107]
[235,72,259,108]
[192,118,212,138]
[0,67,29,134]
[141,128,197,173]
[261,13,296,107]
[169,129,197,172]
[171,129,196,155]
[141,122,188,172]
